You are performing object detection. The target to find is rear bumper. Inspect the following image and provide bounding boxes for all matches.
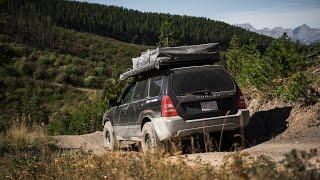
[152,109,250,141]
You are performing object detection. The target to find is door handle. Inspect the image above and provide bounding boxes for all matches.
[138,103,144,110]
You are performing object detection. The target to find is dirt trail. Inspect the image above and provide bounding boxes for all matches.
[53,130,320,166]
[184,142,320,166]
[28,78,102,94]
[53,101,320,166]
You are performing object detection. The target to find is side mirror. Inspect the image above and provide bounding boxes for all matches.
[108,99,119,107]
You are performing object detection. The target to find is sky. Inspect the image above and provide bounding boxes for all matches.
[76,0,320,29]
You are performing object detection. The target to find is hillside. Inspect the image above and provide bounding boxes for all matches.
[0,26,148,135]
[2,0,272,51]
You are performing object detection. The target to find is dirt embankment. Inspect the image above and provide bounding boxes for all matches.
[53,99,320,166]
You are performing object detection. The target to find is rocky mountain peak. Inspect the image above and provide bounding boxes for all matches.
[236,23,320,44]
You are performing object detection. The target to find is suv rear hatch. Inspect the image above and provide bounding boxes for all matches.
[170,65,238,120]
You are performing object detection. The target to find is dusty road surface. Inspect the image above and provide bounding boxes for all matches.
[53,130,320,166]
[181,145,320,167]
[54,131,106,155]
[53,101,320,166]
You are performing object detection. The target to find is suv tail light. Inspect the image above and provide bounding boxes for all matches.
[237,89,246,109]
[161,95,178,117]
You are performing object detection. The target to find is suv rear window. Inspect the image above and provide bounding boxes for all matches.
[171,66,235,95]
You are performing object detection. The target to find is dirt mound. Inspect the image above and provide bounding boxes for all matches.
[272,102,320,143]
[244,99,320,145]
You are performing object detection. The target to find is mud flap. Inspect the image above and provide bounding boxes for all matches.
[240,113,245,148]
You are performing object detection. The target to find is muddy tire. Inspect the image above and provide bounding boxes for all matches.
[103,121,119,151]
[141,122,161,153]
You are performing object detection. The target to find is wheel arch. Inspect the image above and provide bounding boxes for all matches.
[102,117,112,126]
[141,117,151,130]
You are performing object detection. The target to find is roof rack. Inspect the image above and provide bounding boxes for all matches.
[119,43,220,80]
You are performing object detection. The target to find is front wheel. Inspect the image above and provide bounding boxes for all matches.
[141,122,160,153]
[103,121,119,151]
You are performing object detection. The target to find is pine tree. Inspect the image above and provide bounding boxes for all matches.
[158,17,178,47]
[226,35,241,76]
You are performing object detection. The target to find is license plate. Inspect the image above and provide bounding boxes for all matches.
[200,101,218,111]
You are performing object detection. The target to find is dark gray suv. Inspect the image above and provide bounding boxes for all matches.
[102,65,249,152]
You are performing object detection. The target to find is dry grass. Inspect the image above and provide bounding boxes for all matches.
[0,124,319,179]
[0,123,47,147]
[4,123,46,146]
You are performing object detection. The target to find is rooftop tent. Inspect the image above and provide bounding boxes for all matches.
[119,43,220,80]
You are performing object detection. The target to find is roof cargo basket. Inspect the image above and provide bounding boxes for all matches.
[120,43,220,80]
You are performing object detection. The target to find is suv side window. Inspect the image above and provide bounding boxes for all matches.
[133,79,148,101]
[121,85,134,104]
[149,76,163,97]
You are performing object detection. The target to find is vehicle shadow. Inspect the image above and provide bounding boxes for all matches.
[180,106,293,153]
[244,106,292,147]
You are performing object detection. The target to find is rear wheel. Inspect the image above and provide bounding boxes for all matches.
[141,122,160,153]
[103,121,119,151]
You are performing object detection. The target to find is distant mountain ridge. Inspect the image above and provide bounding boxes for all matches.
[236,23,320,44]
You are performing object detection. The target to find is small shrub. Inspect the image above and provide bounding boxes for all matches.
[48,99,106,135]
[53,55,66,66]
[55,73,69,84]
[103,78,126,100]
[84,69,97,77]
[94,66,106,76]
[56,66,83,86]
[59,64,78,75]
[0,43,16,65]
[286,72,309,101]
[2,65,19,77]
[69,74,84,87]
[37,53,55,66]
[216,150,320,179]
[33,66,48,80]
[84,76,99,88]
[274,72,315,102]
[46,67,58,79]
[14,57,34,75]
[281,149,320,179]
[47,111,71,135]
